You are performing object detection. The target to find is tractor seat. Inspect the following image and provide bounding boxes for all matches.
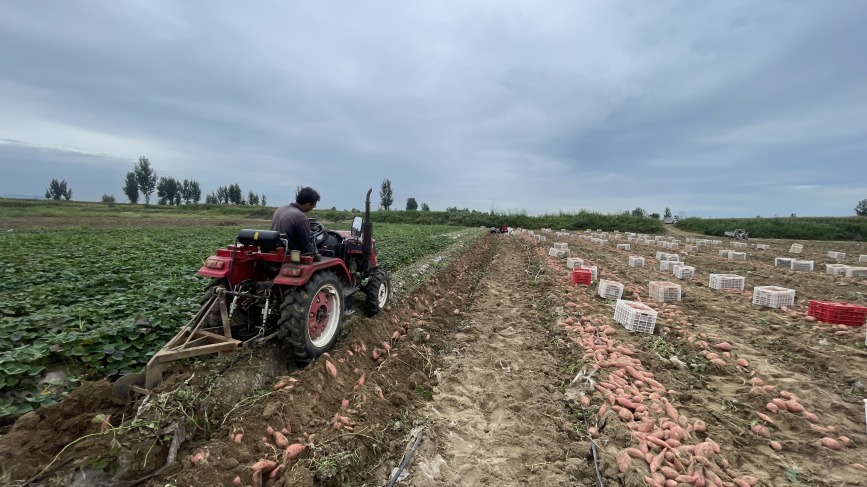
[237,229,285,251]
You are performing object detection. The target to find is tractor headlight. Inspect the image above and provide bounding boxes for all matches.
[205,259,224,269]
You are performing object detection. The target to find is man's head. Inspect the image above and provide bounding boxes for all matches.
[296,187,321,213]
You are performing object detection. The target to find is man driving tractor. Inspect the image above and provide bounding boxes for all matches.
[270,187,321,255]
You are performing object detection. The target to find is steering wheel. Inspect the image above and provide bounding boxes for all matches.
[310,221,327,246]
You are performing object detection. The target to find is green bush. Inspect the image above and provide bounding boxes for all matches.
[676,217,867,241]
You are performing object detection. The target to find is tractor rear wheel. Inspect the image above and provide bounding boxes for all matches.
[278,271,345,364]
[364,268,391,316]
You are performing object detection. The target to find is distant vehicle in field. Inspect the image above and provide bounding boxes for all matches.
[664,216,678,225]
[725,229,749,240]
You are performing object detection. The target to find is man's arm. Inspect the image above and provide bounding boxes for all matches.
[291,216,315,253]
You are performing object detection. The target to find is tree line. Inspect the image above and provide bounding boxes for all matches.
[378,179,429,211]
[118,157,265,206]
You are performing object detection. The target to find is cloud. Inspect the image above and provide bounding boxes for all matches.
[0,0,865,216]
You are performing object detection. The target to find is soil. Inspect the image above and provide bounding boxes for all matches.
[3,228,866,486]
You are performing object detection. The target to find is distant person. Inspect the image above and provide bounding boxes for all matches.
[270,187,321,254]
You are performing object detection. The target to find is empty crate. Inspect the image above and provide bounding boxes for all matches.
[566,257,584,269]
[846,267,867,278]
[775,257,795,268]
[808,301,867,327]
[614,300,658,334]
[685,245,697,251]
[656,251,666,260]
[598,279,624,300]
[617,244,631,251]
[861,255,867,262]
[660,261,679,271]
[791,260,814,272]
[756,244,770,250]
[548,248,566,258]
[572,268,592,285]
[719,250,734,258]
[733,242,747,249]
[709,274,745,291]
[790,244,803,253]
[553,242,568,249]
[582,265,598,281]
[649,281,682,302]
[826,264,849,276]
[666,254,679,262]
[730,252,747,261]
[828,251,846,259]
[753,286,795,308]
[673,265,695,280]
[629,256,645,268]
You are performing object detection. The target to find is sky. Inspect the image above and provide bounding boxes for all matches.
[1,1,865,217]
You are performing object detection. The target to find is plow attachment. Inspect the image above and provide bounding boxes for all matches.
[112,289,243,403]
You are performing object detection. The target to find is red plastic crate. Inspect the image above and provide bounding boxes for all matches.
[572,268,592,285]
[808,300,867,327]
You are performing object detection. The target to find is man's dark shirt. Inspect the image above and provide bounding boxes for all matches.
[270,203,314,252]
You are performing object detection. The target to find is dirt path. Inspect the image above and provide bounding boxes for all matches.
[411,236,580,486]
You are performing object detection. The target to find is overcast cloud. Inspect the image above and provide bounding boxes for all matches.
[1,1,865,217]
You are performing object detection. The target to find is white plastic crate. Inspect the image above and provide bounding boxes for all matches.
[599,240,608,245]
[598,279,624,300]
[628,256,645,268]
[566,257,584,269]
[553,242,568,249]
[656,236,666,241]
[614,300,658,334]
[709,274,745,291]
[756,244,770,250]
[655,251,666,260]
[666,254,679,262]
[791,260,814,272]
[846,267,867,278]
[730,252,747,261]
[539,236,546,242]
[713,240,723,245]
[617,244,630,251]
[685,238,693,243]
[548,248,566,258]
[697,240,707,247]
[790,243,803,253]
[752,286,795,308]
[660,260,679,271]
[774,257,795,268]
[582,265,598,281]
[667,236,675,241]
[673,265,695,280]
[828,251,846,259]
[685,245,697,251]
[861,255,867,262]
[649,281,682,302]
[826,264,849,276]
[627,236,635,242]
[669,242,679,249]
[719,250,734,258]
[733,242,747,249]
[600,232,608,238]
[528,231,534,236]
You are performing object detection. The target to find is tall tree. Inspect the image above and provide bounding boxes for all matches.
[420,203,430,211]
[228,183,243,205]
[663,207,672,220]
[101,194,116,204]
[295,185,303,201]
[631,207,646,217]
[216,185,229,204]
[189,180,201,204]
[44,179,72,200]
[157,177,181,205]
[122,171,139,203]
[205,192,218,204]
[261,194,267,206]
[181,179,192,204]
[406,197,418,210]
[247,190,259,206]
[379,179,394,210]
[135,157,157,204]
[856,199,867,216]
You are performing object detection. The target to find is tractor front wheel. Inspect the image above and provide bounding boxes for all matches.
[200,278,229,329]
[365,268,391,316]
[278,271,345,364]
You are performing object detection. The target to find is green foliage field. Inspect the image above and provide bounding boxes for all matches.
[0,223,473,417]
[676,216,867,241]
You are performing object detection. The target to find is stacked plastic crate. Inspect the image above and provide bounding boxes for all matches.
[614,300,658,334]
[655,251,666,260]
[753,286,795,308]
[791,260,814,272]
[628,256,645,268]
[709,274,745,291]
[548,247,566,258]
[673,264,695,280]
[649,281,682,302]
[582,265,598,281]
[598,279,624,300]
[666,254,679,262]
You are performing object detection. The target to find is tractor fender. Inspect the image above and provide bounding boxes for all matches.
[274,258,352,286]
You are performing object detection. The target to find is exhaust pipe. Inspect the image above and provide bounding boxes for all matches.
[362,188,373,259]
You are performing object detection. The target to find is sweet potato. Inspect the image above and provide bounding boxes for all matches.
[769,441,782,451]
[650,448,667,473]
[783,400,803,413]
[273,431,288,448]
[616,450,632,472]
[625,448,644,459]
[233,476,241,485]
[778,390,791,400]
[839,436,856,448]
[286,443,306,459]
[252,459,277,472]
[234,434,243,443]
[736,359,749,367]
[803,412,819,423]
[765,402,778,413]
[713,342,732,351]
[693,419,707,433]
[644,476,664,487]
[325,360,337,377]
[619,408,634,422]
[820,437,841,450]
[660,466,679,480]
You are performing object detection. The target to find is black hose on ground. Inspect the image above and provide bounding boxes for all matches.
[386,428,424,487]
[581,406,606,487]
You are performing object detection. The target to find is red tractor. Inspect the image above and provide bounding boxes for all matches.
[112,189,390,402]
